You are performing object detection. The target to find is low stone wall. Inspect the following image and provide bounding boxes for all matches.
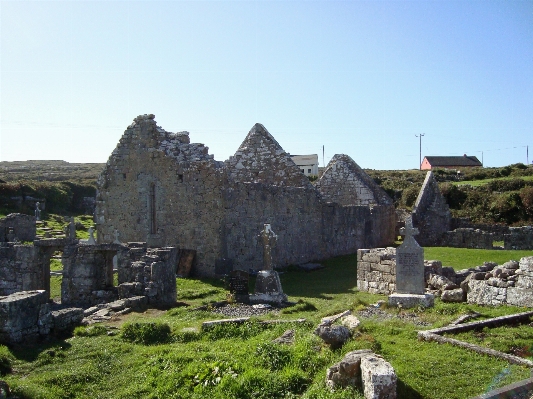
[0,213,36,243]
[117,244,178,307]
[451,218,510,241]
[0,290,84,344]
[467,257,533,307]
[0,290,49,344]
[439,228,493,249]
[356,248,396,295]
[504,226,533,250]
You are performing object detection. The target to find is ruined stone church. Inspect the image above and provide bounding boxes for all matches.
[95,114,396,277]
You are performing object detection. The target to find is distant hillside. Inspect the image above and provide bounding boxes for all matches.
[0,160,105,183]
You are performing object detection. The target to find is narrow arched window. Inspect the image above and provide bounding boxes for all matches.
[149,183,156,234]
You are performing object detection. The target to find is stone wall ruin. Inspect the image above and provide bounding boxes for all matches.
[96,115,396,277]
[411,171,451,246]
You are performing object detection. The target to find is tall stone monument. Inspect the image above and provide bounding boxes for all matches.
[34,202,41,221]
[388,217,434,308]
[250,224,288,305]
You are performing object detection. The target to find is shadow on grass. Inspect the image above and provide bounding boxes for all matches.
[397,379,424,399]
[9,339,72,363]
[280,254,358,299]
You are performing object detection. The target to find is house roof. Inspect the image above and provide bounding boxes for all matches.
[290,154,318,165]
[424,155,482,167]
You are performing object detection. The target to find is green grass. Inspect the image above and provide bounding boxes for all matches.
[445,323,533,357]
[424,247,533,270]
[454,175,533,187]
[4,250,533,399]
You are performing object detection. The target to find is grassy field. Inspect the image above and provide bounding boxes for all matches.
[424,247,533,270]
[2,249,533,399]
[454,175,533,187]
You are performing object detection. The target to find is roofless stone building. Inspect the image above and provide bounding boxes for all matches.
[95,114,395,277]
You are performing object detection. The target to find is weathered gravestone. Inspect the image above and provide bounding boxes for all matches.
[229,270,250,304]
[388,217,434,308]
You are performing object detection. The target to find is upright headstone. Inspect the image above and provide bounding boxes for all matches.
[388,217,434,308]
[396,218,424,294]
[6,227,15,243]
[87,227,96,245]
[229,270,250,304]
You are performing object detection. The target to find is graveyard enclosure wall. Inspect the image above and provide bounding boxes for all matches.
[0,213,36,242]
[504,227,533,250]
[438,228,494,249]
[0,244,56,297]
[96,115,396,277]
[451,218,510,241]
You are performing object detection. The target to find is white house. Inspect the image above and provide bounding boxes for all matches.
[291,154,319,176]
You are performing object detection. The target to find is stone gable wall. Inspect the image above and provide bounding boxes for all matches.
[412,171,451,246]
[316,154,392,207]
[225,123,312,188]
[95,115,226,276]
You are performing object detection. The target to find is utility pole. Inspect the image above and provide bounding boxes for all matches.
[415,133,425,170]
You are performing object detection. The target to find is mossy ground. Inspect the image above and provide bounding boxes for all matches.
[3,248,533,398]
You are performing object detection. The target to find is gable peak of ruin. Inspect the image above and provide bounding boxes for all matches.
[316,154,393,206]
[225,123,312,187]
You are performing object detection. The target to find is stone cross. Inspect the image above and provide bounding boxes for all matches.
[113,229,121,244]
[35,202,41,221]
[6,227,15,243]
[260,223,277,271]
[87,226,96,245]
[400,216,419,240]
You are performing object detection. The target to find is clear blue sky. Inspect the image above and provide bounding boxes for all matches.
[1,0,532,170]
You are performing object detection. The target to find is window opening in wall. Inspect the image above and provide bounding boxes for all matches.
[308,169,311,173]
[149,183,157,234]
[49,250,63,302]
[301,169,304,173]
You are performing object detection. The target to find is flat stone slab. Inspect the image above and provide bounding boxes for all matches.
[388,293,434,309]
[298,263,324,272]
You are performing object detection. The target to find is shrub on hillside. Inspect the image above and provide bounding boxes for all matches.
[520,186,533,217]
[440,183,468,209]
[486,178,526,192]
[400,185,420,208]
[488,192,523,224]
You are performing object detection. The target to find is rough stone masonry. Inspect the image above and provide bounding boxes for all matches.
[96,114,396,277]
